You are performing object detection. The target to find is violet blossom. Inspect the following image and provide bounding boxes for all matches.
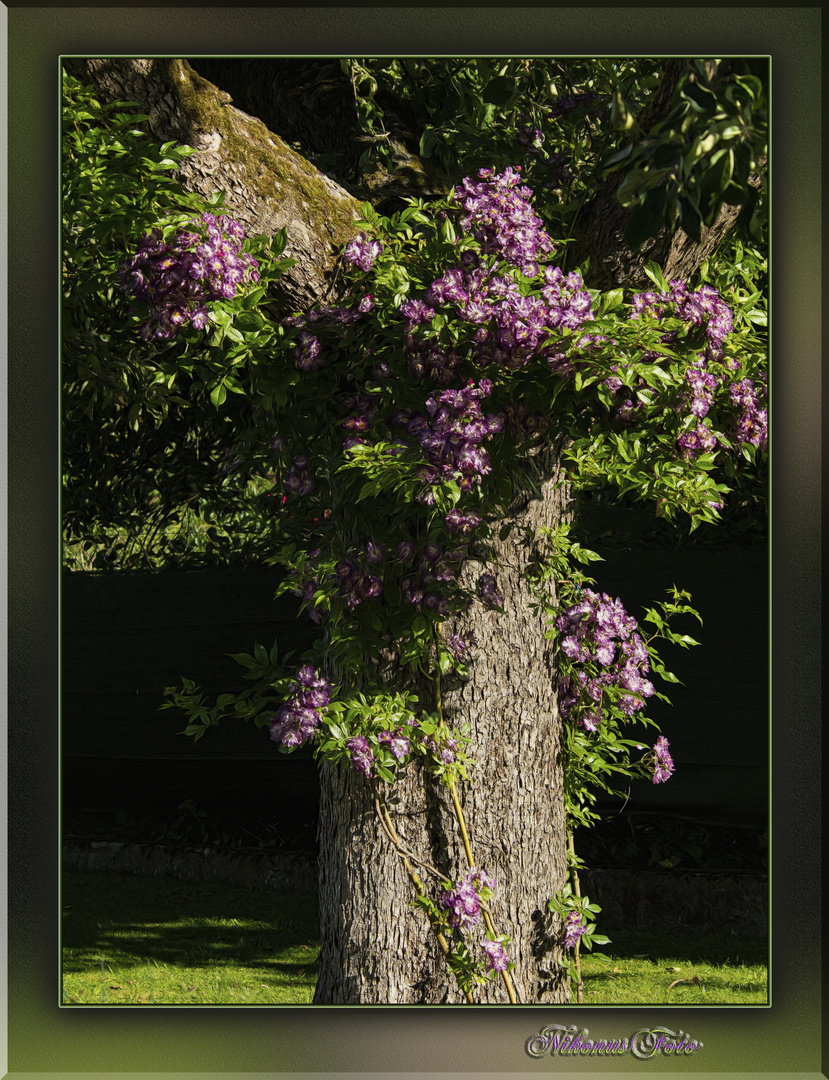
[347,734,374,777]
[270,666,332,749]
[343,231,384,272]
[122,212,259,341]
[561,911,588,949]
[480,938,510,972]
[652,735,675,784]
[440,867,496,932]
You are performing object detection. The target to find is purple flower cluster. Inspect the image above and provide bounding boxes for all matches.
[727,377,768,450]
[441,867,496,931]
[684,364,720,420]
[398,539,464,617]
[284,293,375,373]
[122,212,259,341]
[378,728,412,761]
[335,545,384,611]
[398,172,593,376]
[440,867,509,973]
[284,294,374,332]
[283,454,315,496]
[444,507,483,535]
[347,734,374,777]
[343,231,384,272]
[346,716,420,780]
[454,166,554,277]
[393,379,503,500]
[561,910,588,949]
[468,264,592,371]
[477,573,504,609]
[292,330,323,372]
[631,282,733,358]
[421,728,461,765]
[676,421,718,460]
[556,589,655,726]
[480,938,511,973]
[608,279,764,462]
[446,631,475,660]
[270,665,332,748]
[652,735,675,784]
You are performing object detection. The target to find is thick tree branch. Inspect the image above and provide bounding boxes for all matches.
[188,58,450,213]
[64,58,365,315]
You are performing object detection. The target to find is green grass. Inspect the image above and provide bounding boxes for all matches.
[62,871,768,1006]
[575,930,768,1006]
[61,871,319,1005]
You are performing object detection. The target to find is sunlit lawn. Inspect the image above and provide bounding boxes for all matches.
[576,929,768,1005]
[61,871,318,1005]
[62,871,768,1006]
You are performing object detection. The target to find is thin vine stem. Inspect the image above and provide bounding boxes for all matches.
[567,828,585,1004]
[372,785,474,1005]
[434,622,519,1005]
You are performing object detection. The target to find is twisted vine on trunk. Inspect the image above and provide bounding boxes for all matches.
[315,439,573,1004]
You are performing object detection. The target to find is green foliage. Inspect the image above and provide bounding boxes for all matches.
[530,525,701,831]
[343,58,767,254]
[548,884,611,950]
[62,70,294,570]
[603,59,768,248]
[160,636,293,743]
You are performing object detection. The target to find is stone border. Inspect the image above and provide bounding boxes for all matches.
[581,868,769,940]
[62,840,317,895]
[63,842,767,940]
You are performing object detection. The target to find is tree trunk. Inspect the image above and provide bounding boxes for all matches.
[315,441,573,1003]
[64,57,739,1005]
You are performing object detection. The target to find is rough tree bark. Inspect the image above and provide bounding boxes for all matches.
[315,441,572,1003]
[65,57,732,1004]
[188,58,449,213]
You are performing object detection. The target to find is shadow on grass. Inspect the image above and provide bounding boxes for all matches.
[62,871,320,973]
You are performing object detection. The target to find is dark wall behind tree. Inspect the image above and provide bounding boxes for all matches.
[62,529,767,828]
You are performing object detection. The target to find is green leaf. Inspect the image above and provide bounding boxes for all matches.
[642,262,668,293]
[376,763,395,784]
[419,129,438,159]
[625,186,669,251]
[481,75,514,105]
[601,289,625,313]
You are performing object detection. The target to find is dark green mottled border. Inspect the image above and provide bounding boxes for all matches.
[7,6,821,1077]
